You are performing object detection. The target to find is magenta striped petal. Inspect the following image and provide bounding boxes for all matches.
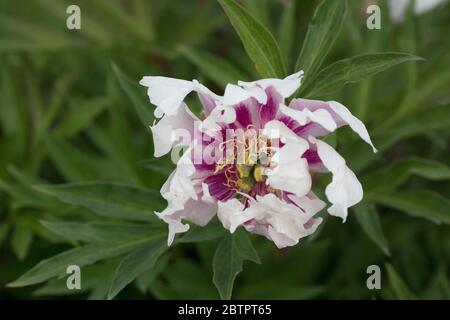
[204,170,236,201]
[259,87,282,126]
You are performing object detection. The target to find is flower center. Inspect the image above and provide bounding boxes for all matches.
[215,130,272,193]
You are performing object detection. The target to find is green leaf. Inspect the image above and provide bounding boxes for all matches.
[218,0,285,78]
[0,62,27,159]
[212,229,260,300]
[8,227,166,288]
[11,224,33,261]
[301,52,423,98]
[111,62,155,127]
[354,204,390,256]
[363,158,450,192]
[0,178,53,209]
[277,0,295,68]
[87,125,144,187]
[138,158,174,176]
[242,0,272,31]
[0,223,10,246]
[41,221,93,242]
[368,189,450,225]
[135,255,169,294]
[295,0,347,83]
[33,262,117,299]
[53,97,110,138]
[397,2,419,114]
[375,104,450,150]
[42,74,74,130]
[422,266,450,299]
[238,282,324,299]
[7,165,43,186]
[0,13,85,51]
[46,136,120,182]
[108,238,166,299]
[152,258,219,299]
[171,1,224,50]
[380,2,421,127]
[36,0,112,47]
[179,221,225,243]
[87,0,153,43]
[347,104,450,173]
[181,47,248,87]
[41,221,164,243]
[386,264,417,300]
[415,60,450,107]
[35,182,163,222]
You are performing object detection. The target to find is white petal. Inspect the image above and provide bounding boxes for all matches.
[139,77,195,117]
[150,121,173,158]
[263,119,303,143]
[328,101,377,152]
[201,183,215,204]
[266,226,298,248]
[287,193,326,219]
[217,198,257,233]
[279,104,337,132]
[200,105,236,133]
[156,198,217,246]
[249,194,322,248]
[160,153,197,213]
[140,76,220,117]
[265,140,312,197]
[200,104,236,133]
[238,70,304,98]
[150,103,197,157]
[279,104,308,125]
[313,138,363,222]
[306,109,337,132]
[165,219,189,246]
[156,210,190,246]
[223,83,266,106]
[177,198,217,227]
[157,154,218,245]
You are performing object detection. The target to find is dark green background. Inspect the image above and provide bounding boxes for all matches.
[0,0,449,299]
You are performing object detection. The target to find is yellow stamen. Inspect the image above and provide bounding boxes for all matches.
[236,177,254,192]
[237,164,251,178]
[253,165,266,182]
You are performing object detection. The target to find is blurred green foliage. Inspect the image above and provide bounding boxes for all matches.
[0,0,449,300]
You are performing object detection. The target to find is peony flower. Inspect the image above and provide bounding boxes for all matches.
[140,70,376,249]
